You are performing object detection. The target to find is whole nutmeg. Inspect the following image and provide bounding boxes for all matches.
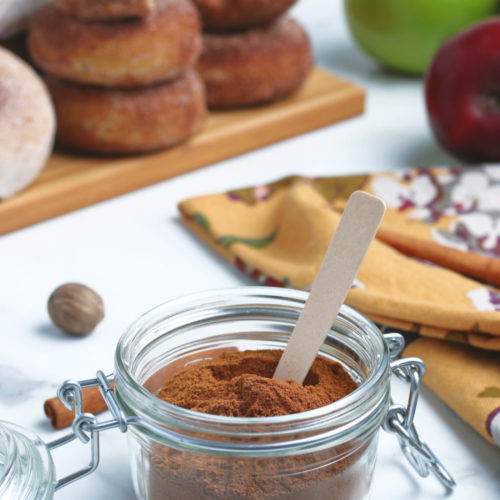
[48,283,104,336]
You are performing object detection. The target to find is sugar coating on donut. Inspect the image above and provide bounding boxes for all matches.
[198,16,313,109]
[46,70,207,154]
[55,0,155,20]
[0,47,55,199]
[192,0,297,31]
[29,0,202,88]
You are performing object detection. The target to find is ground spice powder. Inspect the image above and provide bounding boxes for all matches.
[157,349,358,417]
[148,349,373,500]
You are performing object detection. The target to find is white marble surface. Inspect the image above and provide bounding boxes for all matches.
[1,0,499,498]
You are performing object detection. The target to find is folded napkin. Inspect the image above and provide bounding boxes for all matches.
[179,168,500,351]
[178,167,500,446]
[404,337,500,447]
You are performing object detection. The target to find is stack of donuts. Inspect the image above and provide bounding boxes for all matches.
[28,0,207,154]
[193,0,313,109]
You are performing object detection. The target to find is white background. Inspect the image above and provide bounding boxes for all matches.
[1,0,499,498]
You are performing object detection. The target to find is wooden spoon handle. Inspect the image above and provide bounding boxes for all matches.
[273,191,386,383]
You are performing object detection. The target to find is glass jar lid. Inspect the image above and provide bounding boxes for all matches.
[0,421,55,500]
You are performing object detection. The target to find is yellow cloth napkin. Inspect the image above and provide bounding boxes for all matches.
[178,168,500,445]
[179,172,500,351]
[182,167,500,284]
[404,337,500,447]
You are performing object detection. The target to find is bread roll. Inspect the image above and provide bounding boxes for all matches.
[0,47,55,198]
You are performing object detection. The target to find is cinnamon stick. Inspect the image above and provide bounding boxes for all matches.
[377,227,500,287]
[44,383,114,429]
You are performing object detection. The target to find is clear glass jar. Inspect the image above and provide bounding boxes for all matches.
[114,287,391,500]
[0,422,55,500]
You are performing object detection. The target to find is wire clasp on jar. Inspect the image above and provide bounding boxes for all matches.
[46,372,123,491]
[382,333,456,492]
[46,371,176,491]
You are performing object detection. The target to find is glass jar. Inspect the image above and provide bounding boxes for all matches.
[0,422,55,500]
[0,287,454,499]
[114,288,391,500]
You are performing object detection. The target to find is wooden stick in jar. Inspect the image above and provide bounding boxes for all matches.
[274,191,386,383]
[44,383,114,430]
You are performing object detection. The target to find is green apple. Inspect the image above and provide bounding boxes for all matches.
[344,0,499,74]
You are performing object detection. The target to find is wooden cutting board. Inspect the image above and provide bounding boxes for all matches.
[0,68,364,236]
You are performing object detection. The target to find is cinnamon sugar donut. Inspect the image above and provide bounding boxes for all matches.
[55,0,155,20]
[46,70,207,154]
[197,17,313,109]
[29,0,201,88]
[0,47,55,198]
[192,0,297,31]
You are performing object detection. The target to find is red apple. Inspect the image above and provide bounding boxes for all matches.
[425,18,500,162]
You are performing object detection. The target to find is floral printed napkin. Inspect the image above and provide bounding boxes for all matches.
[363,166,500,287]
[178,167,500,446]
[179,167,500,351]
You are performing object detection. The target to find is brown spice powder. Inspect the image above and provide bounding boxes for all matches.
[148,349,373,500]
[157,349,357,417]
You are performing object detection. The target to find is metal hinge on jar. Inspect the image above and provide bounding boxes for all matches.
[382,333,456,491]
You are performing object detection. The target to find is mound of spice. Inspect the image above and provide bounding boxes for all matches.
[148,349,370,500]
[157,349,357,417]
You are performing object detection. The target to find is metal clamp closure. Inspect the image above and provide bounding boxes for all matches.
[382,333,456,492]
[47,371,122,491]
[47,371,172,491]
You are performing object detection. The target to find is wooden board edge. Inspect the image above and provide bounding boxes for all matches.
[0,82,365,236]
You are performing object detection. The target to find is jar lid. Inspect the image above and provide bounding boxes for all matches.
[0,421,55,500]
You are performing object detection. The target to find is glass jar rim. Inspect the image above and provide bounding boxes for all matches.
[114,287,390,434]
